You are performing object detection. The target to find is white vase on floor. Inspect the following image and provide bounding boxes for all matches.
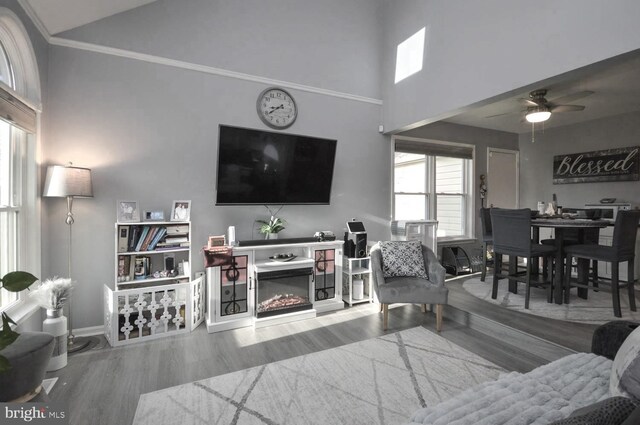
[42,308,67,371]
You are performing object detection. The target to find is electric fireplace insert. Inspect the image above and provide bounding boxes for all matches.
[255,267,313,318]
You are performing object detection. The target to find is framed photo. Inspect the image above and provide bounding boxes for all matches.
[170,200,191,222]
[208,235,226,249]
[117,200,140,222]
[144,210,165,221]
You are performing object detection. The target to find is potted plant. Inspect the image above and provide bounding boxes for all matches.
[257,215,286,239]
[0,271,38,372]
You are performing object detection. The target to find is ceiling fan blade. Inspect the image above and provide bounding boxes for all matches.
[549,90,594,105]
[550,104,585,113]
[518,98,539,106]
[485,112,515,118]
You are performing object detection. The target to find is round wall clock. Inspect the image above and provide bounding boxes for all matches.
[257,87,297,129]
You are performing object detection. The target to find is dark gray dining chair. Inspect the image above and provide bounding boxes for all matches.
[541,226,600,285]
[564,210,640,317]
[479,207,493,282]
[491,208,556,309]
[370,242,448,332]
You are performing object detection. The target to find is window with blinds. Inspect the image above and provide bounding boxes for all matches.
[0,37,35,311]
[393,138,473,239]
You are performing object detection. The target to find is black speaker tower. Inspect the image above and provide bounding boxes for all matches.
[355,234,367,258]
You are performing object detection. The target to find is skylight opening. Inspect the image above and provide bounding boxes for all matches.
[394,27,426,84]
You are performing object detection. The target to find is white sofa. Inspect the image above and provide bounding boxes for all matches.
[407,321,640,425]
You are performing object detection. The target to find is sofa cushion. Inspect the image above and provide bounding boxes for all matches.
[610,325,640,401]
[407,352,612,425]
[547,397,637,425]
[592,321,640,360]
[379,240,428,279]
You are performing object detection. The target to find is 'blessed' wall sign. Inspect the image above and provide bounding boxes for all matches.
[553,146,639,184]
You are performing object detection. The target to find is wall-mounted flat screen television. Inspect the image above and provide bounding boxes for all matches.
[215,125,337,205]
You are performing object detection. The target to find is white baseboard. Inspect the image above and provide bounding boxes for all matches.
[73,325,103,337]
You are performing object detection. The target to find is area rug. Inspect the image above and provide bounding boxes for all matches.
[463,276,640,324]
[133,327,504,425]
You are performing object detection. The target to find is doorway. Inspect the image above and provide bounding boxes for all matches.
[486,148,519,208]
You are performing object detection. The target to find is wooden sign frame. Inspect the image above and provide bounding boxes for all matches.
[553,146,639,184]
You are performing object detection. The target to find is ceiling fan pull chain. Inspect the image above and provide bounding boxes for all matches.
[531,122,535,143]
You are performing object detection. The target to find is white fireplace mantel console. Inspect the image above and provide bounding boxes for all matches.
[206,240,344,333]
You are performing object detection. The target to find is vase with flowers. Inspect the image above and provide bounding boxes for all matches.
[29,277,73,371]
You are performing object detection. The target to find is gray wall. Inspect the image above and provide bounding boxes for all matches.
[399,121,518,244]
[380,0,640,133]
[519,111,640,209]
[43,1,389,329]
[59,0,383,99]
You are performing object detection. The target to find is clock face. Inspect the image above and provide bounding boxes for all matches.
[257,88,297,129]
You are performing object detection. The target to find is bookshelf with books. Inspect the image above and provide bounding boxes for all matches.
[115,221,192,289]
[104,220,205,347]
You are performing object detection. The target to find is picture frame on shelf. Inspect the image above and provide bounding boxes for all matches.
[208,235,226,249]
[117,200,140,222]
[170,200,191,222]
[144,210,165,221]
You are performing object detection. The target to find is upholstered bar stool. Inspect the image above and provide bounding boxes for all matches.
[541,226,600,287]
[491,208,556,309]
[479,207,493,282]
[0,332,54,402]
[564,210,640,317]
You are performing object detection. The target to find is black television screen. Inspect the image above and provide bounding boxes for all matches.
[215,125,337,205]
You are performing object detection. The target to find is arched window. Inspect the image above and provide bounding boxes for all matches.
[0,8,40,312]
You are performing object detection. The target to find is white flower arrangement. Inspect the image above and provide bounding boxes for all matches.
[29,277,73,310]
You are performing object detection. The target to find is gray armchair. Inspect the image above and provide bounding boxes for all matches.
[370,242,448,332]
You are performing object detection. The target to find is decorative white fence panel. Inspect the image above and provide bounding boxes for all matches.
[104,282,192,346]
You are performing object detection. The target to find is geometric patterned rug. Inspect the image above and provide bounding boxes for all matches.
[133,327,505,425]
[463,276,640,325]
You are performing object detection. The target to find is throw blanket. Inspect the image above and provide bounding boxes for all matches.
[408,353,612,425]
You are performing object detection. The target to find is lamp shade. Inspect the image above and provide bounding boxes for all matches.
[43,165,93,198]
[525,106,551,123]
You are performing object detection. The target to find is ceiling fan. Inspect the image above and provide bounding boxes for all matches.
[486,89,594,123]
[522,89,593,123]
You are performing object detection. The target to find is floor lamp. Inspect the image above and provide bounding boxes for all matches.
[43,163,94,354]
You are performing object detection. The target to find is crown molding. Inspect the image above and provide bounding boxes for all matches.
[17,0,50,42]
[49,36,383,106]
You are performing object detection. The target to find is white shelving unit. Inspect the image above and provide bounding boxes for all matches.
[342,256,373,306]
[104,221,205,346]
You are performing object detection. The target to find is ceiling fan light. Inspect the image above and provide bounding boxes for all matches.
[526,108,551,123]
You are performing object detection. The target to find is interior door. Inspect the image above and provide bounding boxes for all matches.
[486,148,519,208]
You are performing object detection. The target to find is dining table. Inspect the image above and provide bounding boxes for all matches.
[531,217,609,304]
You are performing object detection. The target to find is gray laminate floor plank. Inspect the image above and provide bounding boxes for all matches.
[446,276,598,352]
[46,289,597,425]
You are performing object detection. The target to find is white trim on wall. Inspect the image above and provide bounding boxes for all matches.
[16,0,50,43]
[48,36,384,106]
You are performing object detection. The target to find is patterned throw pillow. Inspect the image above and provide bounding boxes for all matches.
[610,325,640,401]
[547,397,637,425]
[379,240,428,279]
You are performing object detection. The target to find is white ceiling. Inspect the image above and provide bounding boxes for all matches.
[444,53,640,134]
[25,0,158,35]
